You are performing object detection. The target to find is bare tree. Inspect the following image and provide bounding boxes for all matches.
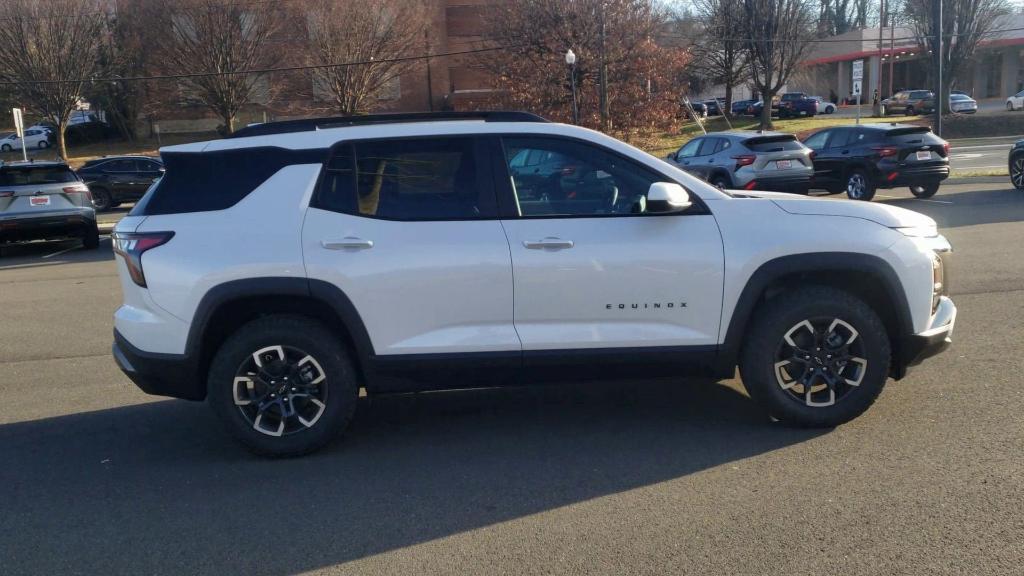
[905,0,1011,115]
[155,0,280,135]
[86,0,160,141]
[482,0,688,134]
[692,0,749,117]
[742,0,816,130]
[0,0,105,159]
[304,0,425,115]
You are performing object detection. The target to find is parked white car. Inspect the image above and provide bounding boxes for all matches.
[110,111,957,456]
[949,94,977,114]
[1006,90,1024,111]
[809,96,837,114]
[0,128,51,152]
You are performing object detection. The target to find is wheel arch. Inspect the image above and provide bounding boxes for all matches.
[707,169,732,187]
[186,278,376,398]
[717,253,914,379]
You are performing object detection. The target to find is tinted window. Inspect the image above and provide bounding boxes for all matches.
[105,159,136,172]
[802,130,829,150]
[0,166,77,185]
[747,136,805,152]
[697,138,720,156]
[135,147,325,216]
[139,160,163,171]
[677,139,701,158]
[503,137,666,217]
[911,91,931,99]
[825,129,852,149]
[885,128,941,145]
[316,137,492,221]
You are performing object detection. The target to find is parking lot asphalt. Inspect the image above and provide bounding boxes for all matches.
[0,181,1022,575]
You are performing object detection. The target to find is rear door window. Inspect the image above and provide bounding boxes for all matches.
[697,138,720,156]
[316,137,495,221]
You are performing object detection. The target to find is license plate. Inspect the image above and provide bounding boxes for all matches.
[29,196,50,206]
[916,150,931,161]
[776,160,792,170]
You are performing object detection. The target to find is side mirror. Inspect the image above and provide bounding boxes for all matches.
[667,152,678,162]
[646,182,692,213]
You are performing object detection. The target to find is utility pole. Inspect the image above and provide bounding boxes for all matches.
[424,31,434,112]
[598,1,609,131]
[933,0,943,136]
[876,0,885,115]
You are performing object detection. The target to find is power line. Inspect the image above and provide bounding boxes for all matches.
[661,25,1024,45]
[0,45,508,86]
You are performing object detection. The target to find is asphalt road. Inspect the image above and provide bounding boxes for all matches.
[1,182,1022,575]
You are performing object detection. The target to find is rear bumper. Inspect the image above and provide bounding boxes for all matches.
[113,329,204,401]
[893,296,956,379]
[0,212,96,243]
[882,164,950,187]
[746,173,813,192]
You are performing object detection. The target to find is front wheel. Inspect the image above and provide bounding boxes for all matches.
[208,315,358,457]
[0,144,10,152]
[740,286,891,427]
[910,183,939,198]
[91,188,112,211]
[1011,153,1024,190]
[906,106,916,116]
[845,169,876,201]
[38,140,49,149]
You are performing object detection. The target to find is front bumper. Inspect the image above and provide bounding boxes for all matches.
[894,296,956,378]
[113,329,205,400]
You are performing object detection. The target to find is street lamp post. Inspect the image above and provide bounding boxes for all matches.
[565,49,579,124]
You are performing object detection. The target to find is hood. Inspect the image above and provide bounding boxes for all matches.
[739,191,936,228]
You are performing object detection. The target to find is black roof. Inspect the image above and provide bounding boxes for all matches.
[228,111,549,139]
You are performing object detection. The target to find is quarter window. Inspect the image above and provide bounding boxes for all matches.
[316,137,493,220]
[502,137,667,217]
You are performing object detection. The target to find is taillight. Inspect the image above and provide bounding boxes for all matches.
[744,180,758,190]
[733,154,756,169]
[873,146,898,158]
[111,231,174,287]
[809,151,817,160]
[942,142,950,156]
[0,191,13,198]
[62,184,89,193]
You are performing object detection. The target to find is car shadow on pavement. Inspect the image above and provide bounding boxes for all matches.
[0,378,824,575]
[0,238,113,266]
[881,186,1024,228]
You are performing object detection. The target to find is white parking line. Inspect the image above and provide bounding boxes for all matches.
[953,144,1013,151]
[41,245,79,259]
[916,198,954,204]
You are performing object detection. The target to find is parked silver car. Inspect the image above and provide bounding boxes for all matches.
[949,93,977,114]
[0,160,99,251]
[665,131,814,192]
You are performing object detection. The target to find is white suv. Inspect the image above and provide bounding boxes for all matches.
[111,112,956,456]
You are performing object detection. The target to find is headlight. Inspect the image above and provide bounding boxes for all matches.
[894,225,938,238]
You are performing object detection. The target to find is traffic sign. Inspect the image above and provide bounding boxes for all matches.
[852,80,862,96]
[12,107,24,138]
[852,59,864,81]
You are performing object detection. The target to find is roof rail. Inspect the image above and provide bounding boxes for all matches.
[228,111,550,139]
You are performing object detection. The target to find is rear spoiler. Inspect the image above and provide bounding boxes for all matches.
[744,134,798,146]
[887,126,932,137]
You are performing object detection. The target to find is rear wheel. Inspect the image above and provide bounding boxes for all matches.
[1,144,10,152]
[1008,101,1015,112]
[710,174,732,189]
[845,169,876,201]
[91,187,112,211]
[909,183,940,198]
[906,106,916,116]
[740,286,891,427]
[37,140,49,149]
[1011,153,1024,190]
[208,315,358,457]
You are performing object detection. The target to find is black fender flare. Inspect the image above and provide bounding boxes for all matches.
[715,252,914,375]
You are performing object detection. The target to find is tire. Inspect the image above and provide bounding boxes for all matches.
[826,105,835,114]
[906,106,916,116]
[844,168,876,201]
[1008,102,1014,112]
[38,140,49,149]
[1011,153,1024,190]
[909,183,940,198]
[208,315,358,457]
[82,225,100,249]
[739,286,891,427]
[91,187,112,212]
[710,174,732,189]
[1,144,10,152]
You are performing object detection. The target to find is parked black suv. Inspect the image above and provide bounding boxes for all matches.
[802,124,949,200]
[76,155,163,211]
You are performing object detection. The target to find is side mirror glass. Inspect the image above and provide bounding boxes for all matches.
[646,182,692,213]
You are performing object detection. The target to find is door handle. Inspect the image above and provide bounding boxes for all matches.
[322,237,374,250]
[523,237,574,250]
